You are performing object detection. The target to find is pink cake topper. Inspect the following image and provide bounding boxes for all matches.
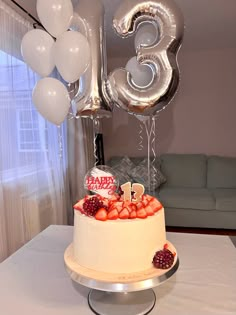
[84,165,119,198]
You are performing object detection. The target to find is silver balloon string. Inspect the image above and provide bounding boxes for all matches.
[57,125,63,160]
[151,115,158,190]
[67,82,77,99]
[57,125,65,202]
[66,81,80,121]
[138,122,144,151]
[67,112,75,121]
[143,117,156,193]
[92,117,100,166]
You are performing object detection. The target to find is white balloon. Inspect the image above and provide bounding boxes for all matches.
[134,23,159,50]
[32,78,70,125]
[126,57,154,88]
[36,0,73,38]
[21,29,55,77]
[54,30,90,83]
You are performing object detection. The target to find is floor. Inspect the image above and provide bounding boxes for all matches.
[166,226,236,236]
[166,226,236,248]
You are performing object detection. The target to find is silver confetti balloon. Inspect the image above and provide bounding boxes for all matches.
[105,0,184,116]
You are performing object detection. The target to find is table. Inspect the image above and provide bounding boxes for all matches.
[0,225,235,315]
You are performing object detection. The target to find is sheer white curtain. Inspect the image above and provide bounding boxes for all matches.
[0,0,70,262]
[67,117,95,224]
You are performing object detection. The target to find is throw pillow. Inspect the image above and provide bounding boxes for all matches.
[129,158,166,191]
[112,156,135,185]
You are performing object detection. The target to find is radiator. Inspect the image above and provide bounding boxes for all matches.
[21,190,53,241]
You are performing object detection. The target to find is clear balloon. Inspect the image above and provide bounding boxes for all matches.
[54,30,90,83]
[32,77,70,125]
[69,12,88,36]
[36,0,73,38]
[72,0,112,118]
[21,29,55,77]
[67,81,80,101]
[125,57,154,88]
[134,23,159,50]
[106,0,184,116]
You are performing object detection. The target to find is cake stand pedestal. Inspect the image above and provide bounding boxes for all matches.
[64,241,179,315]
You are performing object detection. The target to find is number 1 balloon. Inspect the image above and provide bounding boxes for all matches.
[105,0,184,117]
[72,0,112,118]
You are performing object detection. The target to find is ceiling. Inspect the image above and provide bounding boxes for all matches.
[6,0,236,60]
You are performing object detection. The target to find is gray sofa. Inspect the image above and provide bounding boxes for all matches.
[107,154,236,230]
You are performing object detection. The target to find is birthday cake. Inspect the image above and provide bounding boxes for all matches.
[73,187,175,274]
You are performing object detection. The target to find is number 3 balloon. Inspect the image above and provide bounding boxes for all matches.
[105,0,184,116]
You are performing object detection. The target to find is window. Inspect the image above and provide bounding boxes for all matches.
[16,108,48,152]
[0,49,47,173]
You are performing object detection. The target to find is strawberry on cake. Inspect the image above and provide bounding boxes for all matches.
[73,192,174,274]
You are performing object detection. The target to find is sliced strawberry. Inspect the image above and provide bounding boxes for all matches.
[130,203,137,211]
[129,210,137,219]
[123,200,130,207]
[109,194,119,202]
[164,243,168,250]
[137,209,147,219]
[119,208,129,219]
[146,195,154,202]
[73,199,84,211]
[149,199,162,212]
[136,201,143,209]
[104,200,109,207]
[142,199,149,206]
[113,192,121,200]
[122,202,133,213]
[107,209,119,220]
[109,201,123,212]
[95,208,107,221]
[145,205,154,216]
[142,194,149,201]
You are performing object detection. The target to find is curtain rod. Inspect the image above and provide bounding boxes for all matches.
[10,0,43,28]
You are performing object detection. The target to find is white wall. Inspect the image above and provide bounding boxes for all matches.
[103,48,236,160]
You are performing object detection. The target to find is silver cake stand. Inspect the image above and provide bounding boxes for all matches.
[64,241,179,315]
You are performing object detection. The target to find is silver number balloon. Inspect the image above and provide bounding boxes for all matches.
[106,0,184,116]
[72,0,112,118]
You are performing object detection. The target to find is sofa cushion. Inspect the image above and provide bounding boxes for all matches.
[129,158,166,191]
[107,156,161,169]
[207,156,236,188]
[107,156,162,187]
[211,189,236,212]
[107,156,131,167]
[111,156,134,185]
[159,188,215,210]
[160,154,207,188]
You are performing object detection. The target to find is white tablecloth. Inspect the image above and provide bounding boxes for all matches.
[0,225,235,315]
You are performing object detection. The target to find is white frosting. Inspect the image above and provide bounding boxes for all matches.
[73,208,166,273]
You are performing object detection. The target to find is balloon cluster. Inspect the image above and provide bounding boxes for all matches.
[21,0,91,125]
[21,0,184,125]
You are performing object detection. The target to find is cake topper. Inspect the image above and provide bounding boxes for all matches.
[120,182,145,202]
[84,165,119,198]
